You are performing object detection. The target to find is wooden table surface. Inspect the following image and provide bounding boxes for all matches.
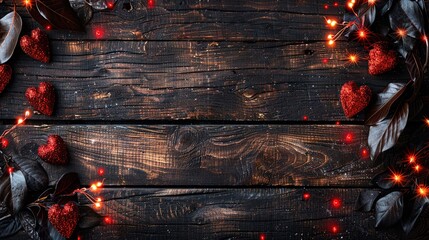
[1,0,427,239]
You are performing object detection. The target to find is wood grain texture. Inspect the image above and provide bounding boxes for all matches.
[4,188,402,240]
[4,0,345,41]
[3,124,382,186]
[0,40,409,121]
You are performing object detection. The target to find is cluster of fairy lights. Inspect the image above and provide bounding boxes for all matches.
[0,111,113,226]
[325,0,428,65]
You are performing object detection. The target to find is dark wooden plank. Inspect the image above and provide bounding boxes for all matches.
[1,40,409,121]
[4,0,343,41]
[4,188,400,240]
[4,124,382,186]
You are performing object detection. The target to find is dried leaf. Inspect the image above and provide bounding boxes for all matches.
[14,156,48,192]
[368,103,409,160]
[372,171,395,189]
[10,170,27,213]
[375,191,403,228]
[19,208,40,240]
[0,11,22,63]
[0,215,22,238]
[54,172,80,196]
[356,190,380,212]
[27,0,84,31]
[402,196,429,235]
[365,82,409,125]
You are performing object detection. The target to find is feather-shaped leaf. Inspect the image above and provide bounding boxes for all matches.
[402,196,429,235]
[0,11,22,63]
[399,0,425,35]
[10,170,27,213]
[368,103,409,160]
[375,191,403,228]
[365,82,409,125]
[29,0,84,31]
[356,190,380,212]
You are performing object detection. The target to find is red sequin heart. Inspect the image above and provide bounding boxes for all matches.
[25,82,55,116]
[340,81,372,118]
[0,64,12,93]
[38,135,69,165]
[48,202,79,238]
[368,42,397,75]
[20,28,50,63]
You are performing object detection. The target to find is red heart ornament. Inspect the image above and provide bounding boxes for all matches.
[0,64,12,93]
[38,135,69,165]
[48,202,79,238]
[340,81,372,118]
[20,28,50,63]
[368,42,397,75]
[25,82,55,116]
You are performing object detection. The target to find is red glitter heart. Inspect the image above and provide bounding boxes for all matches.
[0,64,12,93]
[38,135,69,165]
[340,81,372,118]
[20,28,50,63]
[25,82,55,116]
[48,202,79,238]
[368,42,397,75]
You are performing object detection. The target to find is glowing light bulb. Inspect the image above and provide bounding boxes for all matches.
[358,30,367,39]
[328,40,335,46]
[17,118,24,125]
[368,0,376,5]
[332,198,341,208]
[347,2,354,8]
[96,181,103,187]
[408,155,416,163]
[25,110,31,118]
[392,173,403,183]
[418,185,428,197]
[7,167,14,174]
[24,0,31,6]
[348,54,358,63]
[104,216,113,224]
[98,167,105,176]
[415,165,421,172]
[331,225,339,234]
[397,28,407,38]
[95,202,101,208]
[91,184,98,191]
[303,192,311,201]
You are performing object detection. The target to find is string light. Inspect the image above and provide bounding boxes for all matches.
[331,198,341,208]
[24,0,31,6]
[303,192,311,201]
[1,138,8,149]
[414,164,421,172]
[368,0,376,5]
[345,132,354,143]
[397,28,407,38]
[348,54,358,63]
[259,233,266,240]
[408,154,416,163]
[303,115,308,121]
[358,29,367,39]
[104,216,113,224]
[418,185,428,197]
[98,167,105,176]
[331,224,339,234]
[347,1,354,9]
[148,0,155,9]
[7,167,14,174]
[360,147,369,158]
[390,171,404,184]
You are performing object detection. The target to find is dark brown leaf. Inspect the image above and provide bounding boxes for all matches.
[365,82,410,125]
[54,172,80,196]
[402,196,429,235]
[33,0,84,31]
[368,102,409,160]
[356,190,380,212]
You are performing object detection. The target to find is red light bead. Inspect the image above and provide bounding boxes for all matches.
[1,138,8,149]
[331,225,339,234]
[324,4,329,9]
[7,167,14,174]
[98,167,105,176]
[148,0,155,8]
[104,216,113,224]
[94,28,104,39]
[302,192,311,201]
[322,58,328,64]
[334,2,339,7]
[335,121,340,125]
[259,233,266,240]
[332,198,341,208]
[360,147,369,159]
[303,115,308,121]
[344,132,354,143]
[45,25,52,31]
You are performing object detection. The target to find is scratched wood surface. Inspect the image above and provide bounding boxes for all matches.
[0,0,424,239]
